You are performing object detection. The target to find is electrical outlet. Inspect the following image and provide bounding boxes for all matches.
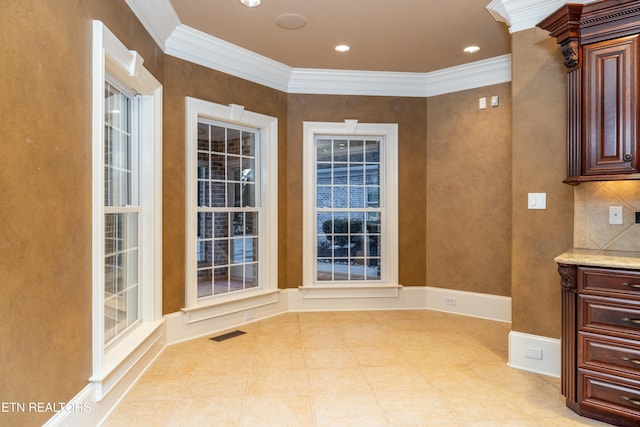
[525,348,543,360]
[444,297,456,306]
[609,206,623,225]
[245,310,255,321]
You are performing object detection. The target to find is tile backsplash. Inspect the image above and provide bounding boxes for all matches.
[574,181,640,251]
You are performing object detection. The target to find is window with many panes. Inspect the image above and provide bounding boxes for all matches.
[185,98,278,312]
[196,120,259,298]
[303,122,398,292]
[315,137,382,282]
[103,80,140,346]
[91,21,162,400]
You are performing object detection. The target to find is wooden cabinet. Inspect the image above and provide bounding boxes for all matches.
[538,0,640,184]
[583,35,639,176]
[557,264,640,426]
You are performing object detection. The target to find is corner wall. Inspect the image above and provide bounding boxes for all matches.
[426,83,513,297]
[0,0,163,425]
[510,28,574,339]
[0,3,91,425]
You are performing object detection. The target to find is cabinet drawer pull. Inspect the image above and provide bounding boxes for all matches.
[622,282,640,289]
[621,396,640,406]
[622,357,640,365]
[623,154,633,162]
[621,317,640,324]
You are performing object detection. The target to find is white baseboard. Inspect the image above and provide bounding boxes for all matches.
[43,336,164,427]
[166,286,512,343]
[508,330,560,378]
[287,286,426,312]
[165,290,288,344]
[46,286,523,425]
[425,286,512,323]
[165,287,430,344]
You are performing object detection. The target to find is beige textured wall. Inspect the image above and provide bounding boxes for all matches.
[1,2,593,425]
[162,57,288,313]
[426,84,512,296]
[574,181,640,250]
[0,1,161,425]
[90,0,164,81]
[286,94,428,287]
[511,28,574,338]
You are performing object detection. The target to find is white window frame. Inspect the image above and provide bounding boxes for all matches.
[90,21,163,400]
[184,98,278,323]
[103,79,141,347]
[302,121,399,298]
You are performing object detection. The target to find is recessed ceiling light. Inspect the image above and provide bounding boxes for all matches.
[240,0,261,7]
[335,44,350,53]
[463,45,481,54]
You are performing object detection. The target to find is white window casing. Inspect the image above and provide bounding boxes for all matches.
[90,21,163,400]
[302,121,400,298]
[184,97,279,323]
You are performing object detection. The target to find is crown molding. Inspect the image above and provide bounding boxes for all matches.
[166,25,511,97]
[124,0,180,50]
[288,68,428,97]
[127,0,512,97]
[425,54,512,97]
[487,0,593,33]
[165,24,293,92]
[289,55,512,98]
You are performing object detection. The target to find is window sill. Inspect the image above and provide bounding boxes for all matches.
[90,319,164,400]
[299,284,402,299]
[181,289,280,324]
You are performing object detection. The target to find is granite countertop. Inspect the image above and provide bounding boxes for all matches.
[555,248,640,270]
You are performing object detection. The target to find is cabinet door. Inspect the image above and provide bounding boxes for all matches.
[583,35,639,176]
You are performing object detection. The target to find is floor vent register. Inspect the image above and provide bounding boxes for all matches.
[210,330,247,342]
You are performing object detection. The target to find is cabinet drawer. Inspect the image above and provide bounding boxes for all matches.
[579,267,640,299]
[580,333,640,377]
[579,295,640,338]
[579,371,640,421]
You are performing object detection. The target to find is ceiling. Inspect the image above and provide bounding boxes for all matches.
[169,0,512,73]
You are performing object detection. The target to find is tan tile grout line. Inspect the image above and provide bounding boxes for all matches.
[237,328,255,427]
[107,311,606,427]
[161,338,210,427]
[297,314,319,427]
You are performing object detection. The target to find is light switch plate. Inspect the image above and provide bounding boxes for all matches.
[528,193,546,210]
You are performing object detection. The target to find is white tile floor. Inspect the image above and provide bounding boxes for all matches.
[104,310,611,426]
